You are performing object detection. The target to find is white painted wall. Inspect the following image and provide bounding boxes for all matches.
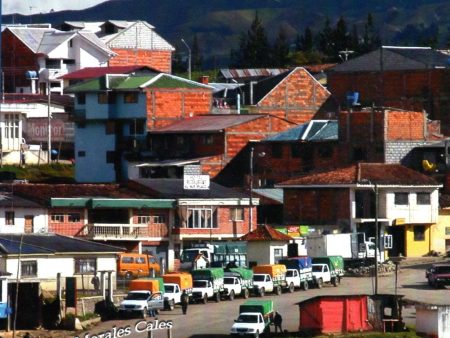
[416,306,450,338]
[247,241,288,265]
[0,207,47,233]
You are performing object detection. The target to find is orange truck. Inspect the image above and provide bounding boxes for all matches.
[163,273,193,307]
[129,278,164,294]
[252,264,287,296]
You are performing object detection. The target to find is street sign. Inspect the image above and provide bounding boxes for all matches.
[184,174,210,190]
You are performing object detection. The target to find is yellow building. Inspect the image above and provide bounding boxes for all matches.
[436,208,450,254]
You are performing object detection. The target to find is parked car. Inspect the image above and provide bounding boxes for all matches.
[117,253,160,279]
[426,263,450,288]
[118,291,165,318]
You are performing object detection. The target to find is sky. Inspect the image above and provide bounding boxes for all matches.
[2,0,108,15]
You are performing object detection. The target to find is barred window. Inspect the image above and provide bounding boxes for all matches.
[51,214,64,222]
[21,261,37,277]
[74,258,96,274]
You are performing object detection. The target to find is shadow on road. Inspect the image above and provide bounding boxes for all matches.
[401,259,450,270]
[401,283,432,290]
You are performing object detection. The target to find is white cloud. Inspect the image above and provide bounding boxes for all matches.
[2,0,109,15]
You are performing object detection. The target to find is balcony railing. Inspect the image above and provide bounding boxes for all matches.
[83,223,169,240]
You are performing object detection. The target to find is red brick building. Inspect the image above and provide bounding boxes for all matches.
[241,67,338,124]
[146,114,297,178]
[327,47,450,134]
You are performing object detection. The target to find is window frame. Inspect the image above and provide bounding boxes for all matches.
[21,260,37,278]
[187,207,217,229]
[68,213,81,223]
[230,208,244,222]
[123,92,139,104]
[394,193,409,205]
[5,211,15,225]
[74,258,97,274]
[413,225,426,241]
[416,192,431,205]
[50,214,64,223]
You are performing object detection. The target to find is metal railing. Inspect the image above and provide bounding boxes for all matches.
[87,223,149,240]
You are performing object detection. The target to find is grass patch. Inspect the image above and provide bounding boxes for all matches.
[0,164,74,183]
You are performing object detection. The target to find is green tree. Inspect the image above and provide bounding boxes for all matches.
[297,27,314,52]
[271,26,290,67]
[361,13,381,53]
[317,17,334,59]
[333,16,351,59]
[172,43,187,74]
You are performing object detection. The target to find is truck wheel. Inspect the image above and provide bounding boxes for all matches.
[215,292,221,302]
[202,294,208,304]
[303,281,309,291]
[316,278,323,289]
[274,285,281,295]
[229,290,235,301]
[332,277,339,287]
[168,299,175,311]
[243,288,249,299]
[288,282,295,293]
[141,307,147,319]
[259,288,265,297]
[254,331,260,338]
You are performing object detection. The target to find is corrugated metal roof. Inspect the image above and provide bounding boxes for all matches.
[7,27,55,53]
[0,234,124,255]
[264,120,338,141]
[38,31,75,54]
[149,114,265,133]
[330,47,450,73]
[253,189,283,203]
[0,193,42,208]
[78,31,116,55]
[61,66,158,80]
[219,68,289,81]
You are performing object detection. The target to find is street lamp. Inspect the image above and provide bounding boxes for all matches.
[181,38,191,80]
[249,147,265,232]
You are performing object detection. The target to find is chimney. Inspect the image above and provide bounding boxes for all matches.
[200,76,209,85]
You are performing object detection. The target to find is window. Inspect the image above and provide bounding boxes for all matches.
[202,135,214,145]
[417,193,431,205]
[394,193,409,205]
[78,151,86,157]
[135,257,146,264]
[77,94,86,105]
[63,59,75,65]
[98,93,115,104]
[105,121,115,135]
[45,59,61,69]
[75,258,96,274]
[137,215,151,224]
[290,144,301,158]
[230,208,244,221]
[5,211,15,225]
[68,213,81,223]
[446,227,450,236]
[51,214,64,222]
[187,208,217,228]
[21,261,37,277]
[413,225,425,241]
[124,92,138,104]
[106,151,116,164]
[68,39,73,48]
[4,114,19,140]
[151,215,166,224]
[274,248,283,262]
[272,144,282,158]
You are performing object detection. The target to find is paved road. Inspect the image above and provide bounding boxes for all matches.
[76,260,450,338]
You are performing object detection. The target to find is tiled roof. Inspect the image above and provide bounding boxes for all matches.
[277,163,440,187]
[0,234,123,255]
[0,93,73,107]
[264,120,338,141]
[239,225,292,241]
[61,66,158,80]
[149,114,266,133]
[330,46,450,72]
[219,68,289,81]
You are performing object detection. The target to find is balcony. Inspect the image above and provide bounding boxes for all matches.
[40,68,68,81]
[83,223,169,240]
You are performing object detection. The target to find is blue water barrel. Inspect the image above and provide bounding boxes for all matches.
[25,70,38,79]
[346,91,359,106]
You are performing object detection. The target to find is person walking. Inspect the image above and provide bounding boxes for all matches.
[181,290,189,315]
[274,311,283,333]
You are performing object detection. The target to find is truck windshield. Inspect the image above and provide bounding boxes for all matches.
[312,265,323,272]
[125,293,148,300]
[237,314,258,323]
[193,280,208,288]
[253,275,265,282]
[164,285,175,293]
[435,266,450,274]
[224,277,235,285]
[181,250,199,262]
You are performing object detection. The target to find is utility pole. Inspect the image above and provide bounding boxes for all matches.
[374,182,379,295]
[181,39,191,80]
[47,81,52,163]
[249,147,254,232]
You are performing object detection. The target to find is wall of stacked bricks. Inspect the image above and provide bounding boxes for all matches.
[1,30,38,91]
[327,69,450,133]
[145,89,212,129]
[283,188,351,224]
[109,49,172,73]
[48,208,85,236]
[256,68,331,124]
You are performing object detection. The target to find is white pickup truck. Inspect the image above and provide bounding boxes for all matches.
[221,268,253,300]
[230,300,273,338]
[118,291,165,318]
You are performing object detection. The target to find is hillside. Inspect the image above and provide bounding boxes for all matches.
[3,0,450,66]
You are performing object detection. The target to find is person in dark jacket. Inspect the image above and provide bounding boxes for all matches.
[274,311,283,333]
[181,290,189,315]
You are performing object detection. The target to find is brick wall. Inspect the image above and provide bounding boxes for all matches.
[48,208,85,236]
[386,110,425,141]
[109,49,172,73]
[255,68,332,124]
[283,188,350,225]
[145,88,212,130]
[131,209,170,238]
[2,29,38,92]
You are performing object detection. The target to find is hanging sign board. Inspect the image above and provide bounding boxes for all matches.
[184,174,210,190]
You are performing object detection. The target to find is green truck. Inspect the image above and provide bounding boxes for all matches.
[191,268,225,303]
[230,300,274,337]
[311,256,344,288]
